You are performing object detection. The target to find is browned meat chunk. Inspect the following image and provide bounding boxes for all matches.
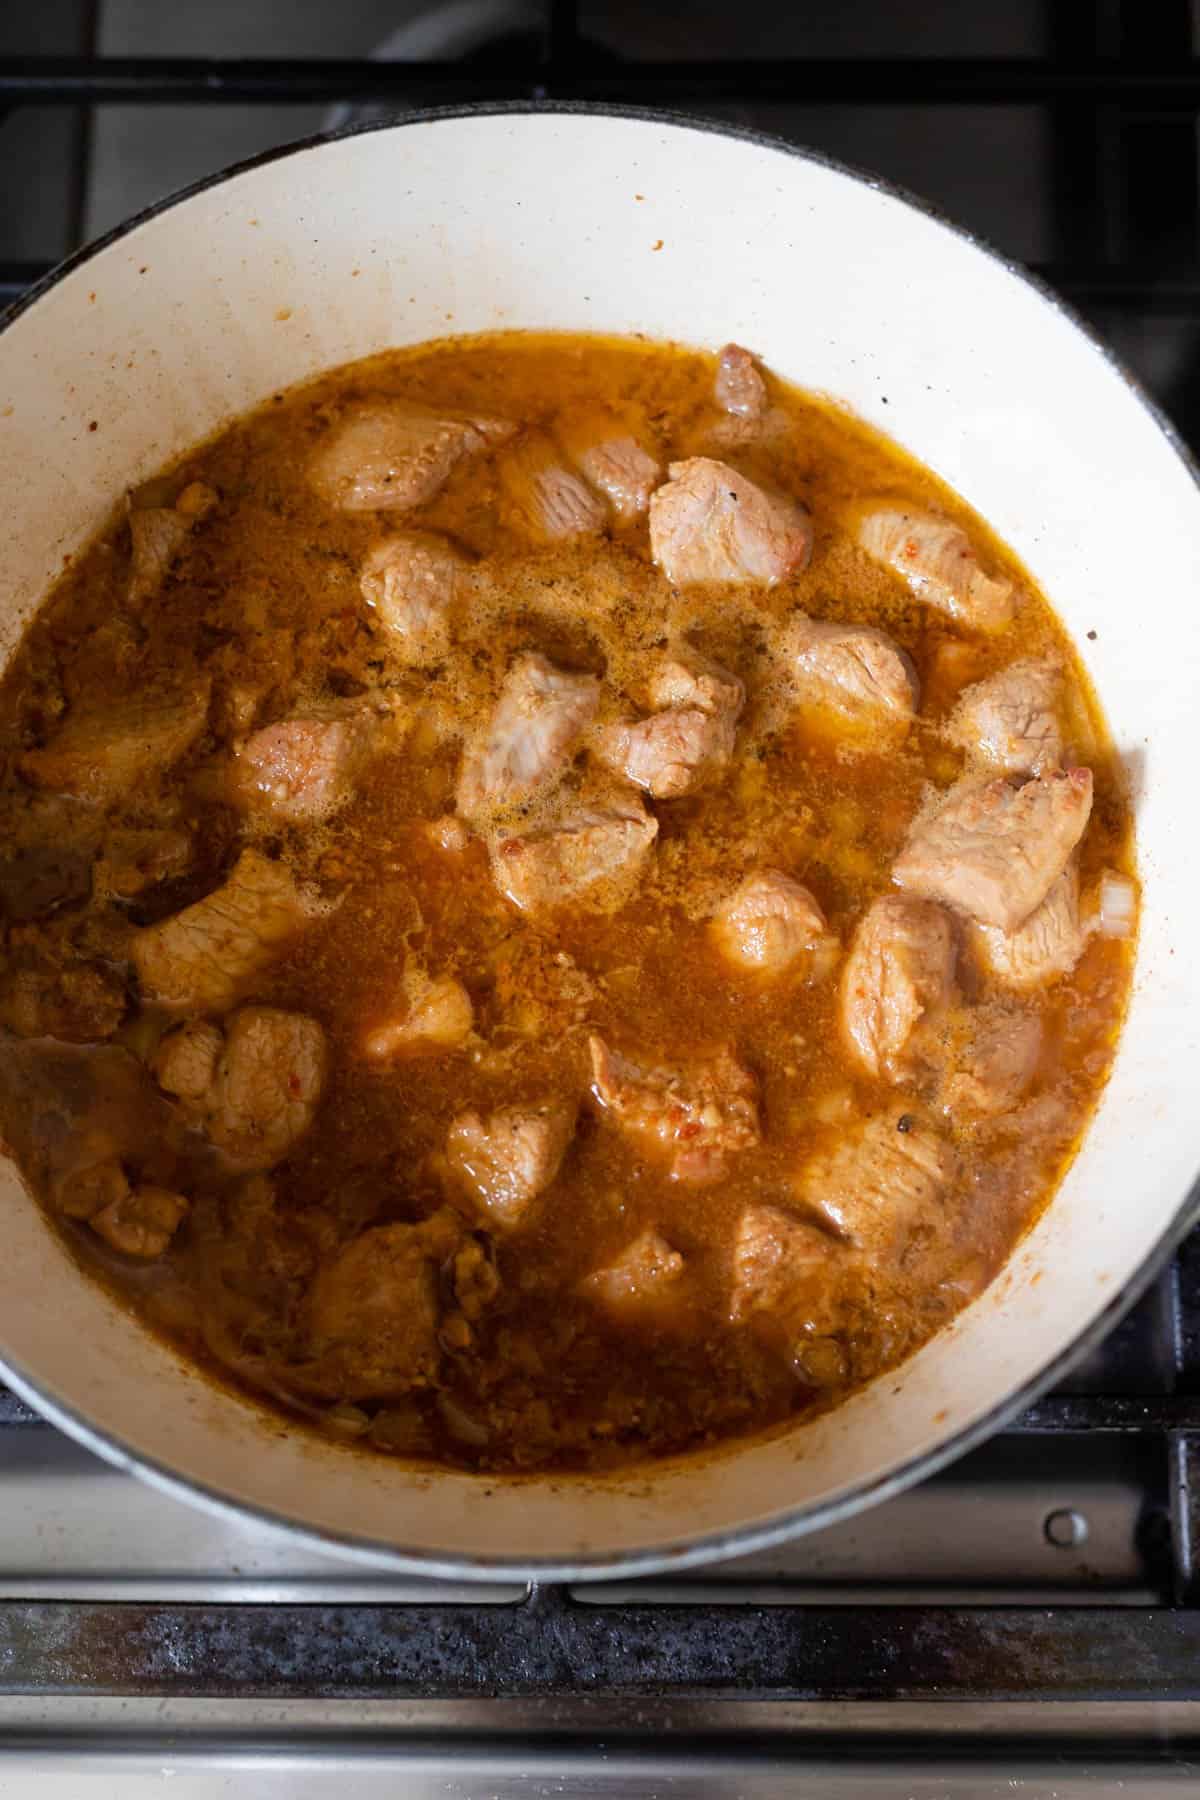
[573,434,660,521]
[649,458,812,587]
[647,648,744,717]
[154,1006,328,1170]
[501,435,607,541]
[596,647,744,799]
[589,1035,760,1185]
[306,1212,461,1400]
[784,615,919,727]
[309,401,515,513]
[231,703,386,824]
[939,1006,1043,1118]
[94,827,191,900]
[0,949,126,1043]
[969,863,1086,990]
[712,869,833,976]
[893,769,1093,932]
[728,1202,837,1323]
[598,705,734,801]
[127,481,218,604]
[797,1111,957,1264]
[492,801,657,914]
[580,1228,685,1310]
[131,848,316,1013]
[359,532,468,665]
[856,505,1016,633]
[362,974,473,1059]
[154,1017,223,1099]
[840,894,957,1080]
[949,659,1063,774]
[53,1155,129,1221]
[91,1184,189,1259]
[714,343,768,420]
[446,1102,575,1230]
[19,679,211,807]
[456,653,600,819]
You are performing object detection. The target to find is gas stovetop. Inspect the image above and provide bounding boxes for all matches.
[0,1249,1198,1789]
[4,1,1200,1790]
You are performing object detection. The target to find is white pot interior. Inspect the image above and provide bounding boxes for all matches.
[1,110,1198,1577]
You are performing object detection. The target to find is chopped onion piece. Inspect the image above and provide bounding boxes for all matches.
[1095,870,1138,939]
[322,1402,370,1439]
[437,1393,490,1447]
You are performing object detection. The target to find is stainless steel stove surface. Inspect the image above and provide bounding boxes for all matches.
[4,1,1200,1791]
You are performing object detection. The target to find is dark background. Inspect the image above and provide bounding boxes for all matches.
[4,1,1200,440]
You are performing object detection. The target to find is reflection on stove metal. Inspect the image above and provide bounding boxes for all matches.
[0,1427,1154,1603]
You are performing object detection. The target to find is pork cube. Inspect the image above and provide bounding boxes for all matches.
[940,1007,1043,1118]
[309,400,515,513]
[969,863,1086,990]
[712,869,833,976]
[359,531,468,665]
[91,1184,189,1259]
[597,706,737,799]
[307,1214,460,1399]
[784,615,919,726]
[728,1202,836,1322]
[19,679,211,807]
[856,505,1016,633]
[573,435,660,521]
[53,1155,129,1221]
[580,1228,685,1310]
[231,704,381,824]
[948,659,1063,774]
[714,343,768,420]
[646,647,745,718]
[127,482,218,604]
[446,1102,575,1230]
[456,653,600,820]
[492,802,658,914]
[797,1110,958,1264]
[589,1035,760,1185]
[840,894,958,1080]
[650,458,813,587]
[501,434,607,541]
[893,768,1093,932]
[154,1007,327,1170]
[152,1018,224,1103]
[556,407,661,521]
[596,647,745,799]
[131,848,316,1013]
[362,974,473,1060]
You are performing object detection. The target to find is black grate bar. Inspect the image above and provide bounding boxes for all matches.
[0,262,52,304]
[2,1382,1200,1432]
[6,55,1200,107]
[1,1589,1199,1699]
[1017,1395,1200,1432]
[542,0,577,75]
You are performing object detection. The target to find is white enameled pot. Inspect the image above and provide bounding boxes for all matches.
[1,107,1198,1581]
